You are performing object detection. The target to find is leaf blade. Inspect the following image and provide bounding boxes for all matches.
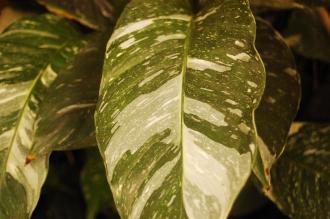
[0,14,104,217]
[269,123,330,218]
[36,0,128,29]
[95,0,266,218]
[252,18,301,187]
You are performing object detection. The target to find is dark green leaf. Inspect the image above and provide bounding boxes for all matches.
[268,123,330,218]
[249,0,330,9]
[36,0,128,29]
[285,8,330,63]
[95,0,266,218]
[253,18,301,187]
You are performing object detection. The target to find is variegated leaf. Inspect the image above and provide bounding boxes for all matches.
[95,0,266,218]
[252,18,301,188]
[249,0,330,9]
[285,8,330,63]
[36,0,128,29]
[268,123,330,218]
[0,14,93,218]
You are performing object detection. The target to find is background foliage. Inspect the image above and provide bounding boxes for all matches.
[0,0,329,218]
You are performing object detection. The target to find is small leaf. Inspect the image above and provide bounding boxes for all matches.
[95,0,266,218]
[81,148,117,219]
[285,8,330,63]
[36,0,128,29]
[0,14,95,218]
[252,18,301,187]
[268,123,330,218]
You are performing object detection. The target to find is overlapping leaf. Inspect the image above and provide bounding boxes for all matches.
[269,123,330,218]
[0,14,103,218]
[81,149,117,219]
[252,18,301,187]
[249,0,330,9]
[285,8,330,63]
[36,0,128,29]
[95,0,266,218]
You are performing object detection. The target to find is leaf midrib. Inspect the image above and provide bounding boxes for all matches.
[0,35,79,189]
[179,11,193,219]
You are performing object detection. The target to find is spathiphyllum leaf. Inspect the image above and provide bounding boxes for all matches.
[36,0,128,29]
[95,0,266,218]
[249,0,330,9]
[269,123,330,218]
[0,14,98,218]
[252,18,301,188]
[285,8,330,63]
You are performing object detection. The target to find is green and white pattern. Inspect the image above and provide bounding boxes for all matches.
[95,0,266,218]
[270,123,330,218]
[253,18,301,188]
[0,14,86,218]
[36,0,129,29]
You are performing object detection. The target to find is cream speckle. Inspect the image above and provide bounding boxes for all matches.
[185,98,228,127]
[284,67,297,77]
[234,40,245,47]
[228,108,242,117]
[41,65,57,88]
[138,70,164,87]
[226,53,251,62]
[119,37,136,49]
[187,57,231,72]
[247,81,257,88]
[225,99,238,105]
[155,33,186,43]
[238,123,250,134]
[195,6,219,22]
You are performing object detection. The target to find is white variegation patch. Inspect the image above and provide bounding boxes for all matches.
[104,76,182,178]
[40,65,58,88]
[56,103,95,115]
[129,155,180,219]
[185,97,228,127]
[0,29,59,39]
[108,14,191,47]
[187,57,231,72]
[226,52,251,62]
[183,127,251,219]
[155,33,186,43]
[196,6,220,22]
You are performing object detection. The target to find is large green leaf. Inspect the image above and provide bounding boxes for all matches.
[252,18,301,187]
[95,0,266,218]
[0,14,99,218]
[249,0,330,9]
[36,0,128,29]
[285,8,330,63]
[268,123,330,218]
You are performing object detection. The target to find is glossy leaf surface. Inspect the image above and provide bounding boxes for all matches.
[269,123,330,218]
[285,8,330,63]
[36,0,128,29]
[95,0,266,218]
[0,14,97,218]
[249,0,330,9]
[253,18,301,187]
